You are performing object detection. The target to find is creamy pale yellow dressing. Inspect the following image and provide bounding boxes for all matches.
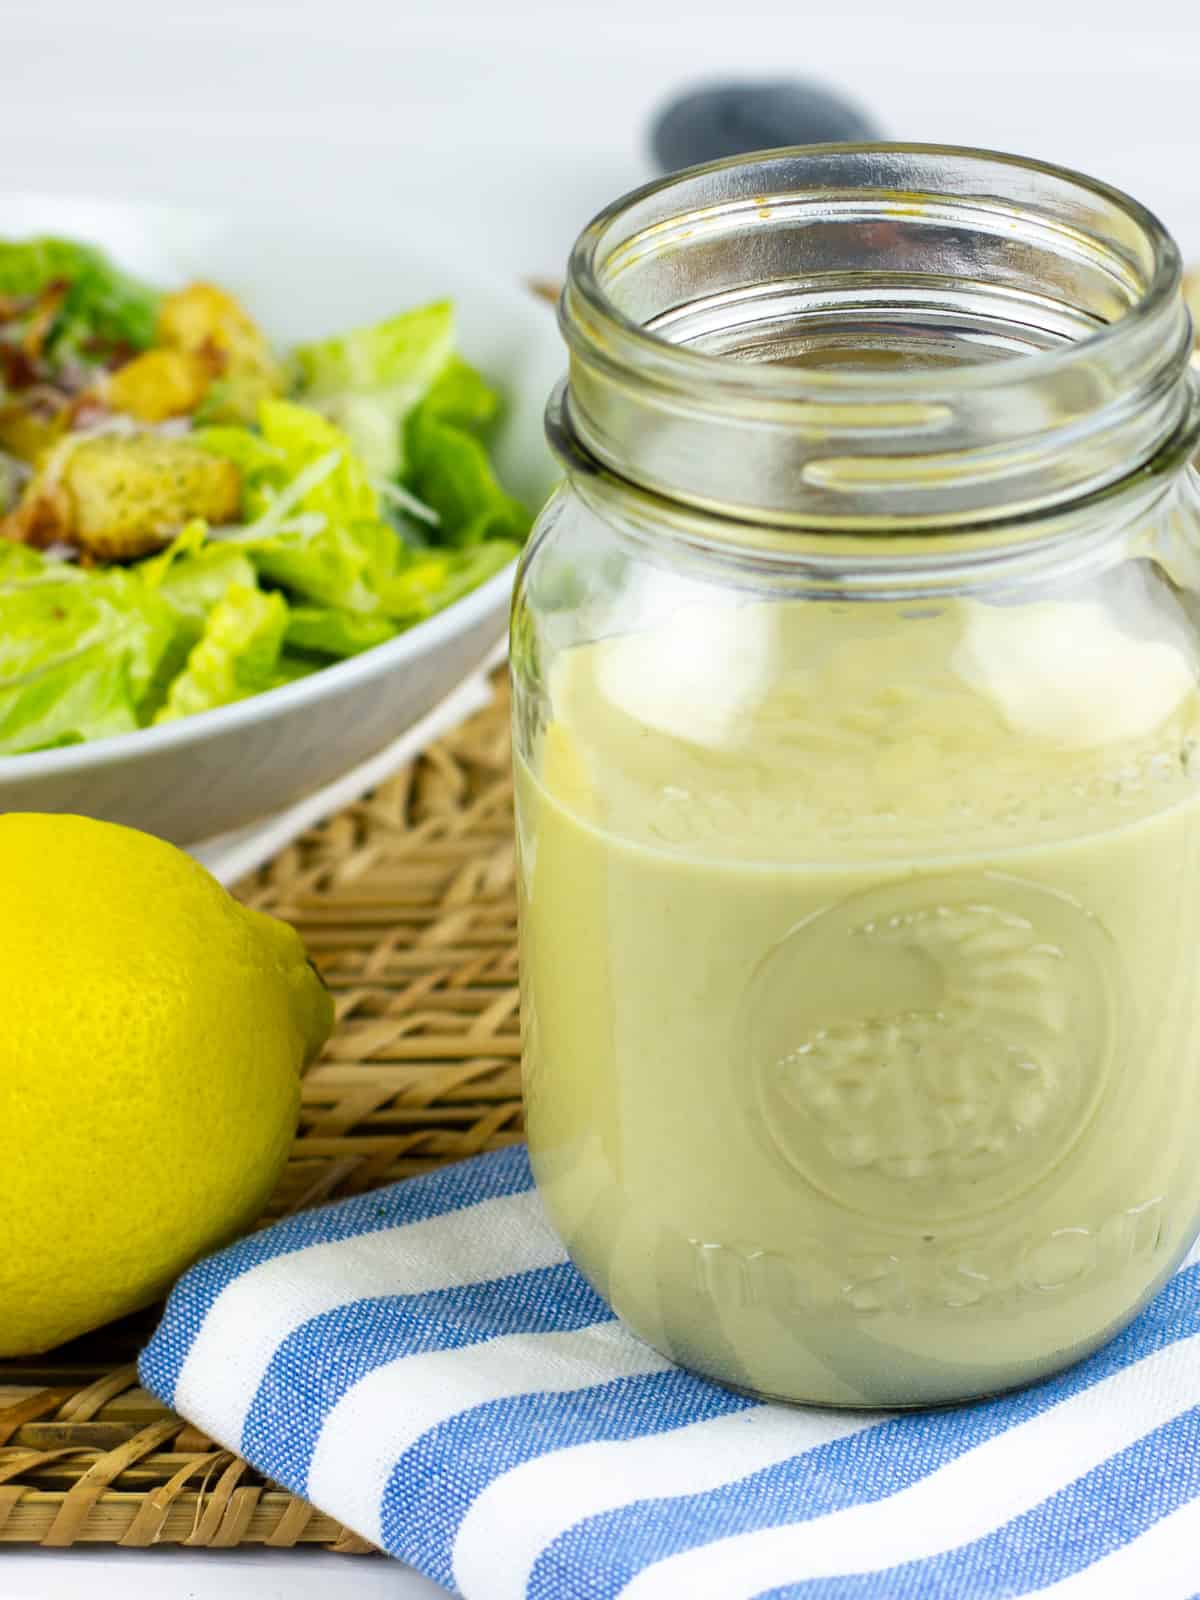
[518,597,1200,1405]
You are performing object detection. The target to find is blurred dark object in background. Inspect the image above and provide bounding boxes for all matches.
[650,80,882,173]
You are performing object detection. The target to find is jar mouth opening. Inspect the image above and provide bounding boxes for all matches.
[565,141,1182,400]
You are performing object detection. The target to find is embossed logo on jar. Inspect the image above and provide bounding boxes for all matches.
[742,874,1118,1224]
[688,1194,1166,1318]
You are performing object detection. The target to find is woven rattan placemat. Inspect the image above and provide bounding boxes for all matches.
[0,676,522,1552]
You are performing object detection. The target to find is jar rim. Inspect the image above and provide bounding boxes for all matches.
[558,143,1195,529]
[565,140,1182,401]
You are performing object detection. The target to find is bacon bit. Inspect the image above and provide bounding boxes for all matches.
[104,341,137,372]
[81,335,138,372]
[0,340,40,389]
[21,279,69,363]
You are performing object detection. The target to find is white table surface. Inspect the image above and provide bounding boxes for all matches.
[3,1,1198,1593]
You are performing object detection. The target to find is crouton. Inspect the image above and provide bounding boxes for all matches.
[1,434,241,560]
[156,283,282,421]
[105,348,214,423]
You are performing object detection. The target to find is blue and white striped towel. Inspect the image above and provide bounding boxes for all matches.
[139,1145,1200,1599]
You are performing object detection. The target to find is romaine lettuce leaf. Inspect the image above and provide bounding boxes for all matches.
[290,301,456,479]
[154,584,288,723]
[293,301,454,395]
[139,521,258,629]
[198,400,398,612]
[256,399,380,525]
[270,652,322,687]
[0,557,176,753]
[402,405,532,547]
[0,539,60,581]
[0,653,136,753]
[198,400,378,524]
[132,519,271,717]
[420,355,501,430]
[381,539,519,621]
[285,605,397,658]
[285,538,516,651]
[157,543,259,633]
[188,424,285,481]
[247,517,384,614]
[0,237,160,359]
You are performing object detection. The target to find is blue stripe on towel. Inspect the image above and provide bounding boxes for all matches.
[240,1260,613,1492]
[757,1406,1200,1600]
[381,1368,760,1588]
[139,1144,534,1405]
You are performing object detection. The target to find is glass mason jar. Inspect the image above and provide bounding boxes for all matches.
[510,144,1200,1408]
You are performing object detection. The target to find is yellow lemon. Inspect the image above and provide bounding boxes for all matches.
[0,813,333,1356]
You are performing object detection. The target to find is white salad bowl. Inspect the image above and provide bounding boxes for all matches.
[0,192,563,844]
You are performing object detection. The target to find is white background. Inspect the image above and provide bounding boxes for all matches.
[6,0,1200,278]
[3,0,1198,1594]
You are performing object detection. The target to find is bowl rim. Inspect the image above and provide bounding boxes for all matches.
[0,187,556,781]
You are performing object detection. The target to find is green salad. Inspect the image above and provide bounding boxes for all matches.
[0,237,532,756]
